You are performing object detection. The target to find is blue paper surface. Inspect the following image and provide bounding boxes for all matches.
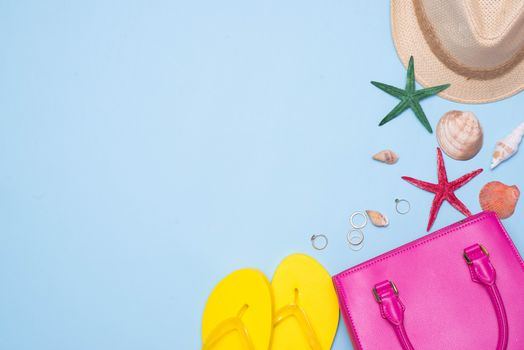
[0,1,522,349]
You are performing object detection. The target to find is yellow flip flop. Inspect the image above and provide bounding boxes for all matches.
[270,254,339,350]
[201,268,273,350]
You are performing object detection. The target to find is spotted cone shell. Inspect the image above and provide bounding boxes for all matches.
[436,111,483,161]
[479,181,520,219]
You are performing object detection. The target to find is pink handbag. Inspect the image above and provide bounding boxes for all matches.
[333,211,524,350]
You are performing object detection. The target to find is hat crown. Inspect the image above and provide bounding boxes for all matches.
[468,0,524,39]
[419,0,524,70]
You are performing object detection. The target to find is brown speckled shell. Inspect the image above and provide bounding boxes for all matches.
[365,210,389,227]
[372,150,399,164]
[479,181,520,219]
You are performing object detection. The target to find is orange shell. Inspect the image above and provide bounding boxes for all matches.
[479,181,520,219]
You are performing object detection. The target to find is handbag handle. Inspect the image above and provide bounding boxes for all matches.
[372,244,509,350]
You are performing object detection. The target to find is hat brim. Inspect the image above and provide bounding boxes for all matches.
[391,0,524,104]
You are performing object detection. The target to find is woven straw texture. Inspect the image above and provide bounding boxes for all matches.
[391,0,524,104]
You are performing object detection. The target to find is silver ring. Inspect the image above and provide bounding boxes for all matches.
[350,211,368,229]
[349,241,364,251]
[395,198,411,215]
[347,228,364,246]
[311,234,328,250]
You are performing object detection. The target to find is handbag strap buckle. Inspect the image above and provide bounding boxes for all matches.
[463,244,489,265]
[372,280,398,304]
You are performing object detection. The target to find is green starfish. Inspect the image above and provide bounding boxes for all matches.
[371,56,450,133]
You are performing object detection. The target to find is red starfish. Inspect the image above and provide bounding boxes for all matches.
[402,148,483,231]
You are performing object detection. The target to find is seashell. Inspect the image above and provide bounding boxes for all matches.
[491,122,524,169]
[372,150,399,164]
[366,210,389,227]
[436,110,483,161]
[479,181,520,219]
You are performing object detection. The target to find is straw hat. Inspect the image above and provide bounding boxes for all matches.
[391,0,524,103]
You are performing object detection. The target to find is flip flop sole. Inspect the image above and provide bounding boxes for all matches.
[270,254,339,350]
[202,268,272,350]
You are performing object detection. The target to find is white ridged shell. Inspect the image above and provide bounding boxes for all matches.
[436,111,483,161]
[491,122,524,169]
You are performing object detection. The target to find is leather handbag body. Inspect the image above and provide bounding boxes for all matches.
[333,211,524,350]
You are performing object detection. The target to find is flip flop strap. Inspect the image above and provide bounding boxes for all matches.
[274,304,323,350]
[202,307,255,350]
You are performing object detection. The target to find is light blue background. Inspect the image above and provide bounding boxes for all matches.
[1,1,523,349]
